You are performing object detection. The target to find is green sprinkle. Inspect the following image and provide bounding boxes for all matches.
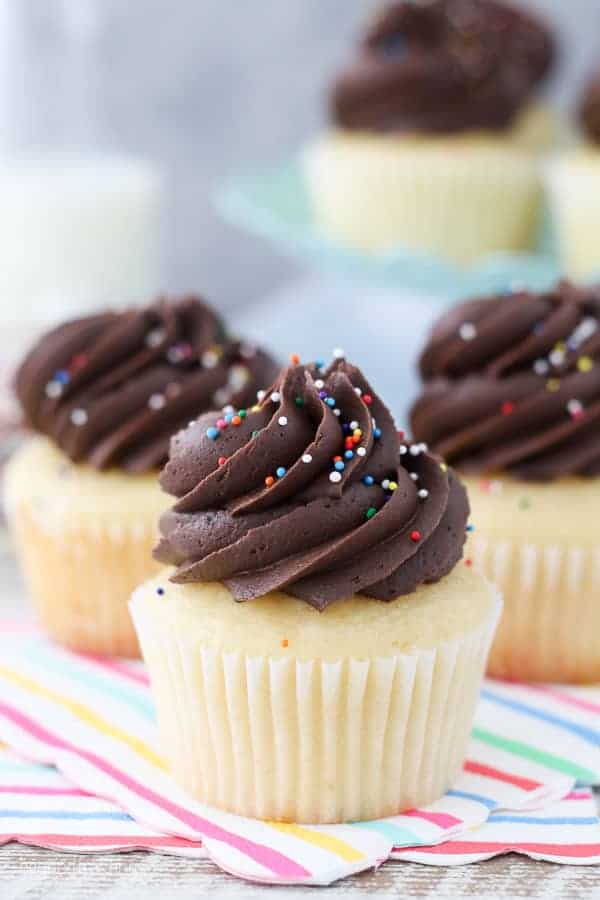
[238,409,247,418]
[251,429,260,438]
[366,507,377,520]
[518,496,531,511]
[294,396,304,407]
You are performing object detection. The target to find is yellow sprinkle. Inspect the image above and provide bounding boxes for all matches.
[251,404,260,412]
[388,481,398,491]
[578,356,593,373]
[440,462,448,472]
[555,341,566,352]
[546,378,561,392]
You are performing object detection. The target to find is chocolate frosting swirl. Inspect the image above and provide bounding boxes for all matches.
[155,358,469,610]
[15,297,279,473]
[411,282,600,480]
[581,69,600,146]
[332,0,554,134]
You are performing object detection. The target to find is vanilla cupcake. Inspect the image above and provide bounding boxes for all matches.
[547,70,600,279]
[131,356,500,823]
[5,297,278,657]
[305,0,555,264]
[411,281,600,682]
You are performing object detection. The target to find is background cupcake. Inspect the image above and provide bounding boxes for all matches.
[305,0,556,264]
[132,356,500,823]
[5,296,278,657]
[410,281,600,682]
[547,69,600,280]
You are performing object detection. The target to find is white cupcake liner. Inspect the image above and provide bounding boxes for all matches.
[545,156,600,280]
[131,588,501,824]
[471,534,600,682]
[305,134,542,264]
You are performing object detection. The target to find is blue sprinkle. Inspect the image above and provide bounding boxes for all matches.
[363,475,375,486]
[466,524,475,532]
[156,587,165,596]
[318,390,327,400]
[334,460,345,472]
[325,397,336,408]
[206,426,219,440]
[342,423,350,433]
[276,466,286,478]
[315,359,325,370]
[344,450,354,460]
[54,369,70,384]
[373,427,382,439]
[224,413,234,423]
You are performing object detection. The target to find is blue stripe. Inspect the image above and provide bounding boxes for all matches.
[446,789,497,810]
[352,819,424,847]
[481,688,600,747]
[0,810,133,821]
[25,644,155,720]
[0,761,54,773]
[490,815,599,826]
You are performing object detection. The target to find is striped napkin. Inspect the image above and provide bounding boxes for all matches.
[0,622,598,885]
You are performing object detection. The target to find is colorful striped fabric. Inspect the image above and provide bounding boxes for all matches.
[0,624,598,884]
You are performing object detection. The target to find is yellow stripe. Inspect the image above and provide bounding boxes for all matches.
[0,665,166,770]
[268,822,365,862]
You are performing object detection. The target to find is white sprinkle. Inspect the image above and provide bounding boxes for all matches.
[354,387,362,396]
[459,322,477,341]
[349,420,359,430]
[148,393,166,411]
[419,442,428,453]
[315,379,324,390]
[533,359,549,375]
[410,472,419,481]
[188,420,196,427]
[399,445,408,455]
[333,408,341,417]
[302,454,313,464]
[223,404,235,414]
[333,347,345,359]
[270,391,281,403]
[567,398,583,418]
[409,445,421,456]
[356,447,366,457]
[278,416,288,426]
[257,390,266,401]
[213,388,230,407]
[329,471,342,483]
[229,364,250,389]
[70,408,88,426]
[45,381,62,398]
[381,479,390,490]
[145,327,165,348]
[202,350,219,369]
[549,349,564,367]
[418,488,429,499]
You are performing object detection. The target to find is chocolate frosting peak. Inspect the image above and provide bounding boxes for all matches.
[411,282,600,480]
[581,69,600,145]
[156,358,469,609]
[15,297,279,473]
[332,0,554,134]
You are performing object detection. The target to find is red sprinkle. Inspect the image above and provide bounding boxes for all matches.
[363,394,373,406]
[68,353,88,373]
[465,558,473,567]
[231,415,242,426]
[398,430,405,440]
[345,437,355,450]
[217,456,227,466]
[216,418,227,429]
[501,401,514,416]
[333,455,343,462]
[290,353,300,365]
[410,530,421,542]
[265,475,275,487]
[281,638,289,648]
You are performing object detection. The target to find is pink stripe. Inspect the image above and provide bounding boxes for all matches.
[0,700,310,880]
[0,785,90,796]
[403,809,462,829]
[567,790,593,801]
[72,653,150,688]
[398,840,600,858]
[526,684,600,716]
[464,759,540,791]
[7,833,201,849]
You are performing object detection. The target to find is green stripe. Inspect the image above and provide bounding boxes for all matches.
[472,727,596,783]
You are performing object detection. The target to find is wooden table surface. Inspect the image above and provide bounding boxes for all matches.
[0,537,599,898]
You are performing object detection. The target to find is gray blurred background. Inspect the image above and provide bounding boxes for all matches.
[3,0,600,311]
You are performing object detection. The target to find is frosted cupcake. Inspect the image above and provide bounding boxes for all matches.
[305,0,555,264]
[131,356,500,823]
[5,297,278,657]
[547,70,600,279]
[411,281,600,682]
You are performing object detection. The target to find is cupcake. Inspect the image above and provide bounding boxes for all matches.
[305,0,555,264]
[4,297,278,657]
[547,70,600,279]
[410,281,600,682]
[131,356,500,823]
